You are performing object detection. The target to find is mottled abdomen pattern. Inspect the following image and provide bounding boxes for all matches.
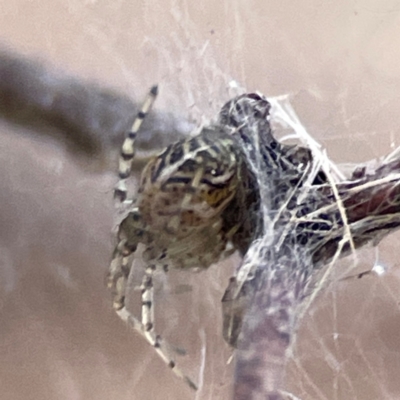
[131,127,258,269]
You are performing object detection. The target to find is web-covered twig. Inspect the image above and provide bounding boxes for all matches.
[223,96,400,400]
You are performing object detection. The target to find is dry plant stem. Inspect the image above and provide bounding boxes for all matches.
[0,49,189,166]
[234,250,309,400]
[0,50,134,158]
[233,156,400,399]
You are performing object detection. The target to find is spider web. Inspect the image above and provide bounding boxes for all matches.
[225,93,400,399]
[1,1,400,400]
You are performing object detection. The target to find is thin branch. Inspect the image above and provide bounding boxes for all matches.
[0,49,191,166]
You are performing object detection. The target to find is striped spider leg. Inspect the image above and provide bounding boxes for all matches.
[108,86,198,390]
[107,86,252,391]
[114,85,158,203]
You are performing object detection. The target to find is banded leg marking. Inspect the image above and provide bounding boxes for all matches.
[108,250,198,390]
[116,306,198,391]
[114,85,159,203]
[140,265,198,391]
[111,263,198,391]
[107,239,136,311]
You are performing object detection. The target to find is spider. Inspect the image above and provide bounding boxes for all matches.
[106,86,310,390]
[106,86,265,390]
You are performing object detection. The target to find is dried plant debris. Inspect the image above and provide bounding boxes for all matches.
[106,86,400,398]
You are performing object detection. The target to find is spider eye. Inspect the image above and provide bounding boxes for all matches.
[205,165,217,176]
[129,212,141,222]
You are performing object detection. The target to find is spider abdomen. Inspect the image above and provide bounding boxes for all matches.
[134,127,247,269]
[138,130,238,229]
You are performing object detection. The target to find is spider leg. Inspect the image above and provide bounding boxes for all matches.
[107,239,135,310]
[108,229,198,390]
[139,264,198,391]
[114,85,158,203]
[141,265,156,334]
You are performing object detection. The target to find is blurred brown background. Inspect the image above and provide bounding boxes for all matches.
[1,1,400,399]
